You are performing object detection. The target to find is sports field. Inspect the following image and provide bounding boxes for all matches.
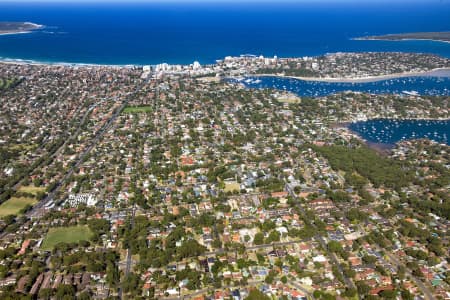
[122,106,153,113]
[18,185,46,196]
[0,197,37,217]
[41,226,93,250]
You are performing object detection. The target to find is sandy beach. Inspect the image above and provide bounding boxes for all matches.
[0,31,33,36]
[254,67,450,83]
[353,37,450,45]
[0,58,136,69]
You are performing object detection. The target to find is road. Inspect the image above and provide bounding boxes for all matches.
[162,279,263,300]
[27,100,128,218]
[355,225,436,300]
[51,102,97,158]
[285,184,357,293]
[10,103,92,193]
[25,82,145,219]
[0,85,143,240]
[205,239,307,256]
[384,252,435,300]
[124,204,137,276]
[117,96,148,298]
[163,279,314,300]
[118,203,137,300]
[315,233,356,291]
[289,281,315,300]
[0,101,121,241]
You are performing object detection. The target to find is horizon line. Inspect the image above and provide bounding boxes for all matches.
[0,0,446,3]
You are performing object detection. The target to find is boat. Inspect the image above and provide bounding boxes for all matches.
[402,90,419,96]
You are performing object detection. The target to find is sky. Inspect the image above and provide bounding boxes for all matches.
[1,0,449,6]
[1,0,447,2]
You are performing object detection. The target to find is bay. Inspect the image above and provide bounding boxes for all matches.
[348,119,449,146]
[229,75,450,97]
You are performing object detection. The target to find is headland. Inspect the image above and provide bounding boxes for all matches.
[0,22,43,35]
[354,31,450,44]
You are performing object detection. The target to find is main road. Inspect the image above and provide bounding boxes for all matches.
[285,184,358,293]
[27,100,128,218]
[26,81,146,219]
[162,278,314,300]
[118,203,137,300]
[356,225,435,300]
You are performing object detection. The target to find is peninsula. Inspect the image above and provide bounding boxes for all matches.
[355,31,450,43]
[0,22,43,35]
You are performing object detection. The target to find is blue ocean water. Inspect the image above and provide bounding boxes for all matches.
[349,119,449,146]
[230,75,450,97]
[0,1,450,65]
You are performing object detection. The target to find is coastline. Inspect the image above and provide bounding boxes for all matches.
[335,121,395,154]
[0,22,44,36]
[337,117,450,124]
[0,55,449,81]
[337,118,450,154]
[353,37,450,45]
[0,58,139,69]
[252,67,450,83]
[0,31,33,36]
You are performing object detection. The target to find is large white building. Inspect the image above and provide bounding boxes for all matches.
[65,193,97,207]
[192,61,201,70]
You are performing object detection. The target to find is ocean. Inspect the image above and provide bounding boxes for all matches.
[0,1,450,65]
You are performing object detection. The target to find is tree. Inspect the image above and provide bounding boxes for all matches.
[397,265,406,280]
[39,288,53,300]
[253,232,264,245]
[212,239,222,249]
[2,215,15,225]
[106,262,119,286]
[33,178,43,187]
[342,288,357,298]
[401,289,413,300]
[122,273,141,295]
[55,284,75,300]
[356,281,370,296]
[265,270,277,284]
[362,255,377,264]
[256,253,265,264]
[176,239,207,260]
[245,289,271,300]
[78,291,92,300]
[379,289,397,299]
[265,230,280,243]
[313,290,322,299]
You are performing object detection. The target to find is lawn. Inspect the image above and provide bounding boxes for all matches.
[41,226,93,250]
[276,97,301,104]
[0,197,37,217]
[224,181,240,192]
[18,185,46,196]
[122,105,153,113]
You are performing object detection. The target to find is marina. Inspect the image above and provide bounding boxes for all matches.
[348,119,449,146]
[229,75,450,146]
[228,75,450,97]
